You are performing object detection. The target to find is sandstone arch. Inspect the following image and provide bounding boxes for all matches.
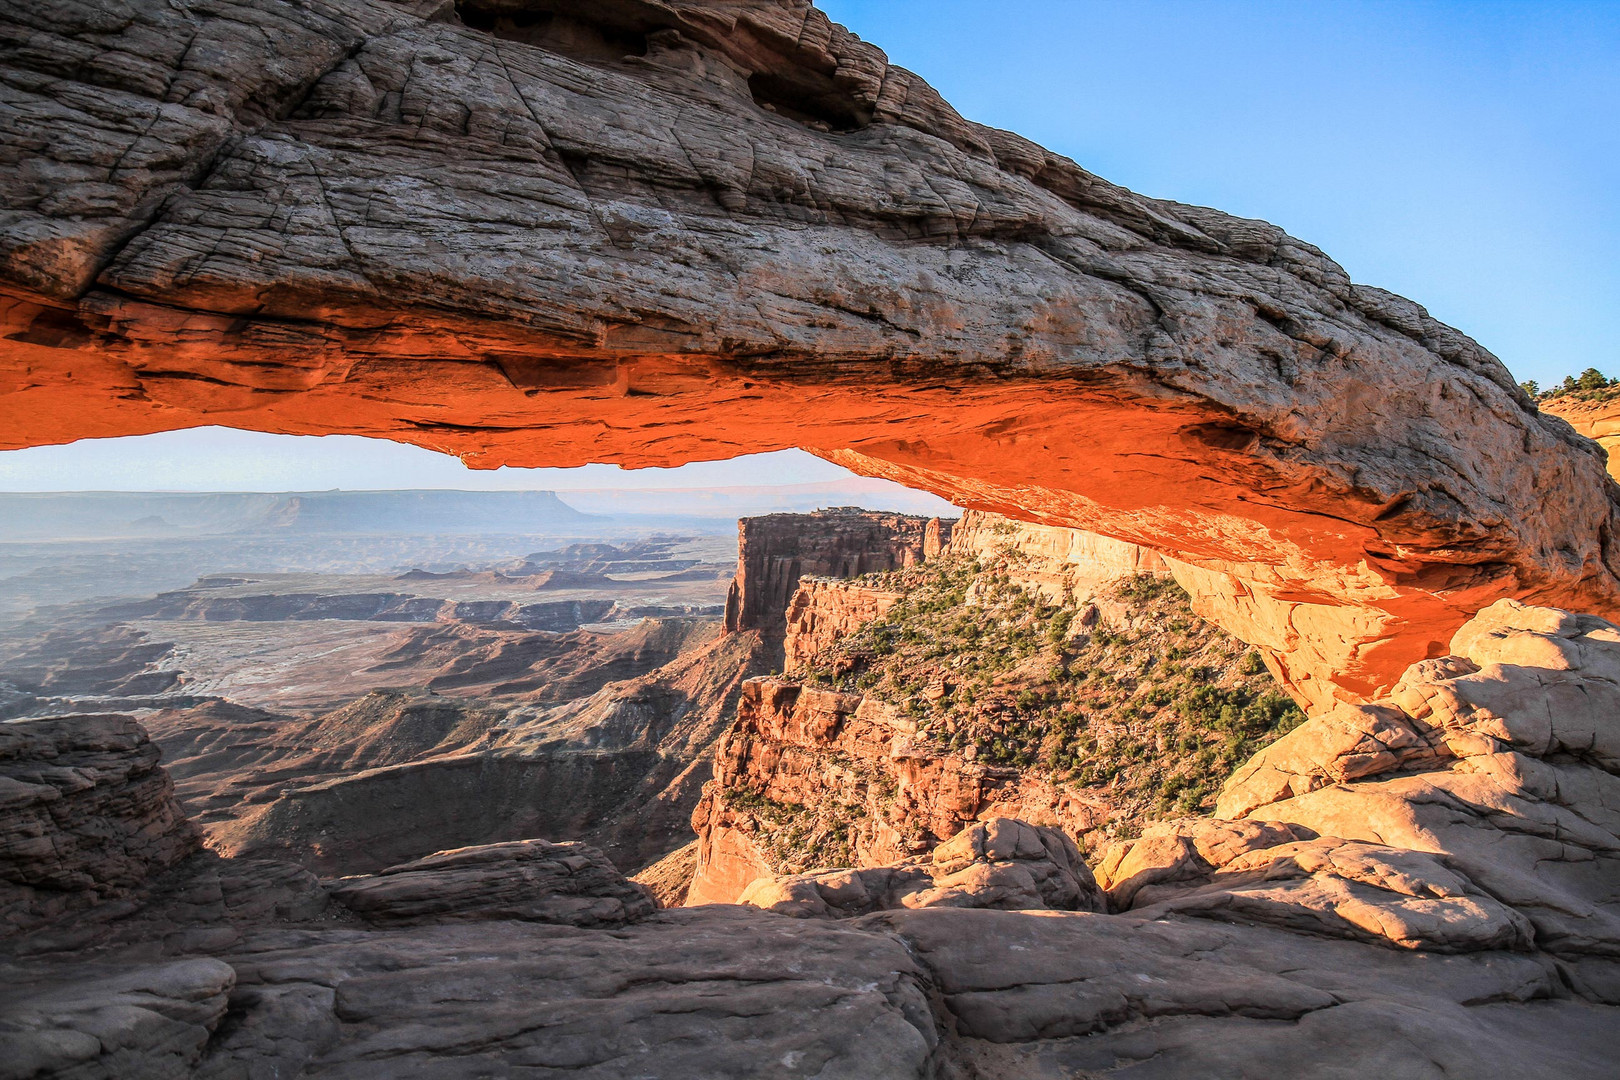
[3,0,1618,711]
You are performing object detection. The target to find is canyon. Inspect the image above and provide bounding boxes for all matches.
[3,0,1619,1075]
[3,519,1619,1076]
[687,510,1303,905]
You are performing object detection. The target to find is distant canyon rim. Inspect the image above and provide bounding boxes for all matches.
[3,0,1619,722]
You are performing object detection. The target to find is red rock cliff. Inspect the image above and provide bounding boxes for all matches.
[721,509,952,636]
[686,678,1102,905]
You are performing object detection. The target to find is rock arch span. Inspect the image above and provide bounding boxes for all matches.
[2,0,1617,711]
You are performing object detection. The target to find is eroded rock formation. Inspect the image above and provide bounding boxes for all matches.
[1,714,199,934]
[687,677,1106,904]
[737,816,1106,918]
[688,511,1299,904]
[782,576,904,672]
[5,601,1620,1076]
[328,838,657,927]
[1097,598,1620,966]
[722,507,941,636]
[1545,396,1620,480]
[4,0,1619,709]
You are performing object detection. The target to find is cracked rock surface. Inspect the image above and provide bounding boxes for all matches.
[0,713,200,935]
[4,0,1620,709]
[328,837,657,927]
[1102,599,1620,966]
[737,816,1107,918]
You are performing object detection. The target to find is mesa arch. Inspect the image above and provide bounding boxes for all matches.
[3,0,1619,713]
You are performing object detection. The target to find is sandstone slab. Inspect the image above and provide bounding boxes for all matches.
[328,838,656,928]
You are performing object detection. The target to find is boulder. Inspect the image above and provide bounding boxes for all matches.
[1095,818,1315,909]
[0,714,200,935]
[737,817,1105,918]
[1133,837,1534,952]
[328,839,656,928]
[1211,600,1620,957]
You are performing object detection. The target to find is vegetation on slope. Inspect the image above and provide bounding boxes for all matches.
[793,550,1304,836]
[1522,367,1620,404]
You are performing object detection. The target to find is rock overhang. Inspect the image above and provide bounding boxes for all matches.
[3,0,1619,711]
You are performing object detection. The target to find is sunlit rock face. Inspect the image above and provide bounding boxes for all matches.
[4,0,1619,711]
[1545,397,1620,480]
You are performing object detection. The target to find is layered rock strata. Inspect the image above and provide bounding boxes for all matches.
[948,509,1171,603]
[1,714,199,934]
[328,839,656,927]
[4,0,1620,709]
[687,677,1106,904]
[722,508,944,636]
[1544,395,1620,480]
[783,577,904,673]
[689,511,1297,904]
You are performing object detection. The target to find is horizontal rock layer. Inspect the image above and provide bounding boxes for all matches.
[1,713,199,935]
[1099,599,1620,959]
[686,677,1108,905]
[722,508,941,636]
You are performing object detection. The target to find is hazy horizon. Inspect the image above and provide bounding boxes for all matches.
[0,428,955,511]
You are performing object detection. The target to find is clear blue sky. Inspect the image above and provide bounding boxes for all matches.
[2,0,1612,491]
[822,0,1619,390]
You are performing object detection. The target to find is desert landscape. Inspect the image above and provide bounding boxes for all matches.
[2,0,1617,1077]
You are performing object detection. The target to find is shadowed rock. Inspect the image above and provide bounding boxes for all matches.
[1,714,199,935]
[328,838,656,927]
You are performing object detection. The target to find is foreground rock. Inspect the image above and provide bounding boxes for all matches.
[738,817,1106,918]
[5,0,1620,710]
[0,957,236,1080]
[2,685,1618,1076]
[865,906,1616,1079]
[1,714,199,935]
[1099,599,1620,970]
[329,839,656,927]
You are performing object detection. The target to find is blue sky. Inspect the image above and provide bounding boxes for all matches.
[822,0,1619,389]
[3,1,1612,491]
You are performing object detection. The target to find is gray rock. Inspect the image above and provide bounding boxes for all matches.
[5,1,1620,711]
[328,838,656,927]
[0,957,235,1080]
[0,714,199,936]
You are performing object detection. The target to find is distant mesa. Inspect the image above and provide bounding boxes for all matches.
[0,490,596,541]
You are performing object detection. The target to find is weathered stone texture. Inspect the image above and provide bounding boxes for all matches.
[687,677,1105,904]
[723,508,939,636]
[782,576,904,673]
[329,838,657,927]
[4,0,1620,711]
[738,816,1106,918]
[0,713,199,934]
[1101,600,1620,960]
